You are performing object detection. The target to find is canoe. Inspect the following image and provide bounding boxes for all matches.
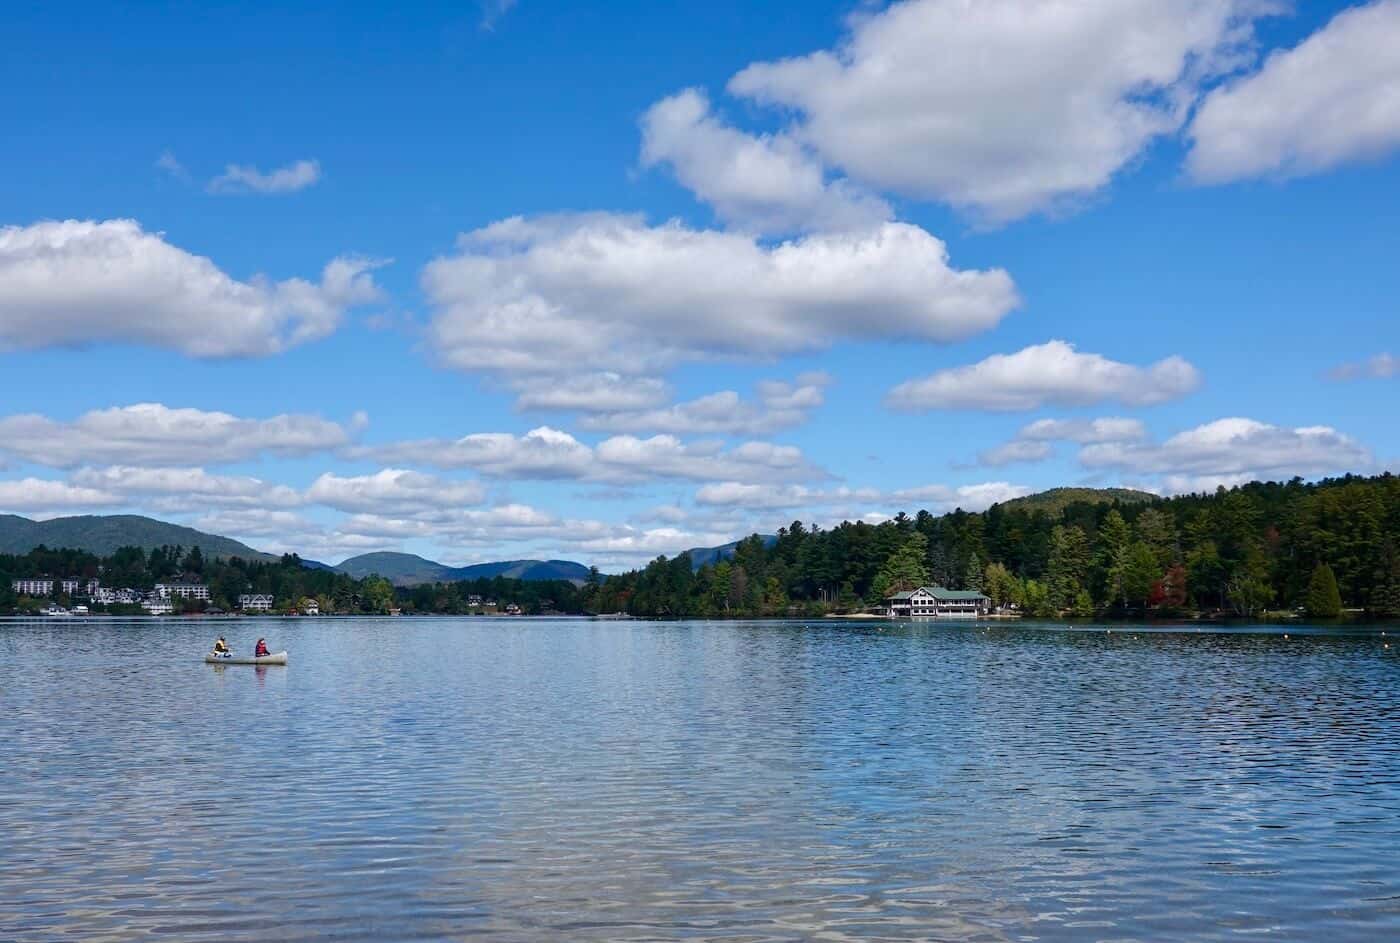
[204,651,288,665]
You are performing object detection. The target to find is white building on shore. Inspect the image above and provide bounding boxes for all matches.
[238,593,275,612]
[886,586,991,619]
[12,578,55,596]
[155,582,211,601]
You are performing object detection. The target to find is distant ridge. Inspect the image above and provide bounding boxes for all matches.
[0,513,276,560]
[682,535,778,572]
[335,551,592,587]
[997,487,1157,515]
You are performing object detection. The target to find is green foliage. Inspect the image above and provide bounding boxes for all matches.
[983,561,1016,609]
[998,487,1157,515]
[1305,562,1343,618]
[876,532,929,596]
[1119,542,1160,609]
[0,544,587,616]
[1047,525,1092,609]
[7,474,1398,622]
[963,552,983,592]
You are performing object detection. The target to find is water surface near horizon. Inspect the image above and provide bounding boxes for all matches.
[3,617,1400,941]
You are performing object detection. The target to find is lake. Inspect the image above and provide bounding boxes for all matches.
[2,617,1399,941]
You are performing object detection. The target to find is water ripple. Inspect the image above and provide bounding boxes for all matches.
[2,617,1399,940]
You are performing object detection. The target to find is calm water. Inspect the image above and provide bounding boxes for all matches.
[3,617,1400,941]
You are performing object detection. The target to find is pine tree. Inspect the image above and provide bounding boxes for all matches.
[963,552,983,591]
[1305,562,1343,618]
[1096,509,1132,607]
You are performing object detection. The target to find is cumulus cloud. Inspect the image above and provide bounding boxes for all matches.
[1189,1,1400,183]
[193,508,318,540]
[511,372,671,413]
[208,159,322,194]
[1079,417,1373,484]
[640,88,891,234]
[977,440,1055,467]
[357,425,825,485]
[0,219,382,356]
[580,373,830,436]
[306,469,487,514]
[70,466,303,510]
[0,403,357,468]
[696,480,1030,514]
[1019,417,1149,443]
[1329,352,1399,381]
[0,478,122,514]
[728,0,1274,223]
[887,341,1201,412]
[422,213,1017,377]
[977,416,1148,467]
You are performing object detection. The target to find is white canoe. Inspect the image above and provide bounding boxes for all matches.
[204,651,288,665]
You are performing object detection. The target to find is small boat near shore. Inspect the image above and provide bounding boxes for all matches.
[204,651,288,666]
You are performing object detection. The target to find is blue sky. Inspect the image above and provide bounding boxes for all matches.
[1,0,1398,569]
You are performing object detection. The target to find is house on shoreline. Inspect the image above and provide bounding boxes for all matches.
[886,586,991,619]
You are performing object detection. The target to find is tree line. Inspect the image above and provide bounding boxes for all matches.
[0,545,587,615]
[585,474,1400,620]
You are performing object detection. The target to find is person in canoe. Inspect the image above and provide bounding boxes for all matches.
[254,638,271,658]
[211,636,230,657]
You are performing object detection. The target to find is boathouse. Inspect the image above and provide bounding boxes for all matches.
[886,586,991,619]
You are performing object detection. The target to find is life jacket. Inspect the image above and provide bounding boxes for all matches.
[213,639,229,653]
[255,641,269,656]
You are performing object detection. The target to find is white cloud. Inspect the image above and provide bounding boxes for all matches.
[596,435,821,484]
[70,466,303,510]
[194,508,317,540]
[1330,352,1399,381]
[208,159,322,194]
[155,151,190,182]
[306,469,487,514]
[728,0,1273,223]
[889,481,1034,510]
[360,426,595,480]
[1019,417,1149,443]
[0,219,382,356]
[978,415,1148,466]
[0,403,356,468]
[640,88,892,234]
[0,478,122,514]
[1080,417,1373,482]
[358,426,825,485]
[1189,1,1400,183]
[696,480,1030,514]
[422,213,1017,377]
[512,373,671,412]
[887,341,1201,412]
[977,440,1055,467]
[580,373,830,436]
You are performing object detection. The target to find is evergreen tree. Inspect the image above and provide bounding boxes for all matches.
[1120,542,1160,609]
[877,532,930,594]
[1096,509,1132,606]
[1305,562,1343,618]
[1046,525,1091,609]
[963,552,983,591]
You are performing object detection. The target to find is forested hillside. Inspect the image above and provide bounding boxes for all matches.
[589,475,1400,619]
[0,545,587,615]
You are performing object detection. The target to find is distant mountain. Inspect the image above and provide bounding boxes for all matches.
[682,535,778,571]
[998,487,1158,515]
[0,513,276,560]
[335,551,592,587]
[451,559,593,583]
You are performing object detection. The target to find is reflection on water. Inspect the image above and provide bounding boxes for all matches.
[2,618,1399,941]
